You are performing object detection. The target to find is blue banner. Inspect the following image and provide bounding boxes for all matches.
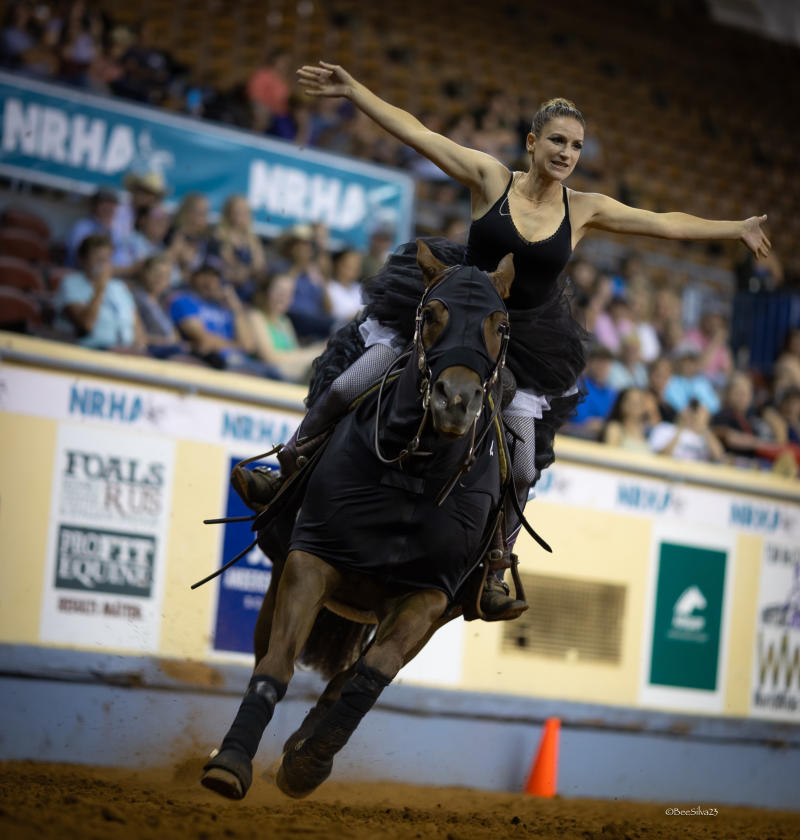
[0,72,414,249]
[212,455,276,655]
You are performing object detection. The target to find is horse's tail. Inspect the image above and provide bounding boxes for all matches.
[298,608,375,681]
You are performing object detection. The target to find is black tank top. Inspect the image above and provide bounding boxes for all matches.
[465,173,572,309]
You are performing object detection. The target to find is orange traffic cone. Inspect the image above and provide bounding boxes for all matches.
[524,717,560,797]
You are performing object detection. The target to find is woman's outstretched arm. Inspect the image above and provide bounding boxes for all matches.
[297,61,507,197]
[575,192,771,259]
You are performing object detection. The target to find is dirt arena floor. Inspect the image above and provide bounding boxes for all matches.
[2,760,799,840]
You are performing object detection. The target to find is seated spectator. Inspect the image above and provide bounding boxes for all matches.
[113,170,168,245]
[649,400,725,463]
[777,387,800,446]
[663,346,721,415]
[169,264,279,378]
[683,307,734,387]
[58,2,102,87]
[579,273,613,334]
[327,249,364,323]
[603,388,651,453]
[566,345,618,439]
[110,19,174,106]
[131,255,187,358]
[361,226,395,279]
[247,48,291,133]
[627,277,660,362]
[0,3,34,70]
[593,294,633,354]
[65,188,120,267]
[54,233,145,351]
[281,225,335,342]
[213,195,266,302]
[168,193,218,284]
[608,333,648,390]
[647,357,677,422]
[114,204,172,278]
[711,371,783,460]
[248,273,327,382]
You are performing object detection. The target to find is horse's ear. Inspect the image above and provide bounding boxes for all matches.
[489,253,515,299]
[416,239,448,286]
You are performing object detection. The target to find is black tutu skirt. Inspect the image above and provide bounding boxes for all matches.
[307,236,587,430]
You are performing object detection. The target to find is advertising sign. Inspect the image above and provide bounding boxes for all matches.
[750,541,800,721]
[211,455,276,656]
[0,72,413,248]
[640,525,734,713]
[40,423,174,651]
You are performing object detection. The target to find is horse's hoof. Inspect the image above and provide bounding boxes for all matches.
[276,742,333,799]
[200,748,252,800]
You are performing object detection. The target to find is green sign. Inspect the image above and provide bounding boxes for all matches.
[649,542,727,691]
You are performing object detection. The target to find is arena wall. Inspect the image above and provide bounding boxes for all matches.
[1,333,798,806]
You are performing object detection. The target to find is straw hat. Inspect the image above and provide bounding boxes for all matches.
[123,171,168,197]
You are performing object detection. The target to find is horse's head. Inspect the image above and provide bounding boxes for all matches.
[415,240,513,439]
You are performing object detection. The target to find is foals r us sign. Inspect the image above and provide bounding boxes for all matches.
[40,423,175,651]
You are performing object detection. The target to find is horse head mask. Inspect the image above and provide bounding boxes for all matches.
[414,239,514,438]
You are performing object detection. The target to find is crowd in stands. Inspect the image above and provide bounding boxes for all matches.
[2,174,799,478]
[1,0,799,477]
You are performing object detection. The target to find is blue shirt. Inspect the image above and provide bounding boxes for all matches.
[664,375,720,415]
[169,291,235,340]
[54,272,137,348]
[572,376,618,425]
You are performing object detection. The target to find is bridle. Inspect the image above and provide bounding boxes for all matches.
[373,265,510,505]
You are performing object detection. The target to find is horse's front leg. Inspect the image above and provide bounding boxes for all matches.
[277,588,448,798]
[202,551,341,800]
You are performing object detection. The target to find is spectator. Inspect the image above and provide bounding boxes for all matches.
[647,357,677,422]
[361,226,395,279]
[58,1,102,87]
[649,400,725,463]
[248,273,327,382]
[711,371,783,460]
[111,19,174,105]
[608,332,648,390]
[113,170,168,245]
[566,345,618,439]
[131,254,186,358]
[247,48,291,133]
[579,273,613,334]
[627,277,660,362]
[86,23,130,94]
[593,294,633,354]
[777,387,800,446]
[114,204,172,278]
[168,193,217,283]
[0,2,34,70]
[663,345,720,415]
[65,188,120,267]
[603,388,651,453]
[683,307,734,387]
[170,264,278,377]
[213,195,266,302]
[281,225,335,342]
[54,233,144,351]
[327,249,364,323]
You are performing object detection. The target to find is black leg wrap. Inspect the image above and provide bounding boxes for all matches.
[277,660,391,798]
[220,674,287,760]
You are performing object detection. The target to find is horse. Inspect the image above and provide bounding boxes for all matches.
[200,240,516,801]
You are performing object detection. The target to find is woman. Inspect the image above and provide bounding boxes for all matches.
[168,193,216,284]
[602,388,651,453]
[239,61,771,618]
[249,273,327,382]
[113,204,172,278]
[214,194,267,302]
[131,254,187,358]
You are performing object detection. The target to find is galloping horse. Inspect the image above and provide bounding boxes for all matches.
[201,241,515,801]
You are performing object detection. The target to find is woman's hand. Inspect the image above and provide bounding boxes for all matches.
[296,61,356,98]
[740,214,771,260]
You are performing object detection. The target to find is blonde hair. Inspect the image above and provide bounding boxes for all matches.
[531,98,585,136]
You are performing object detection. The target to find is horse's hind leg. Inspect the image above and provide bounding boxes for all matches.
[277,588,448,798]
[202,551,341,800]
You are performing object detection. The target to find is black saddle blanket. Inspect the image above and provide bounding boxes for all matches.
[289,404,502,602]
